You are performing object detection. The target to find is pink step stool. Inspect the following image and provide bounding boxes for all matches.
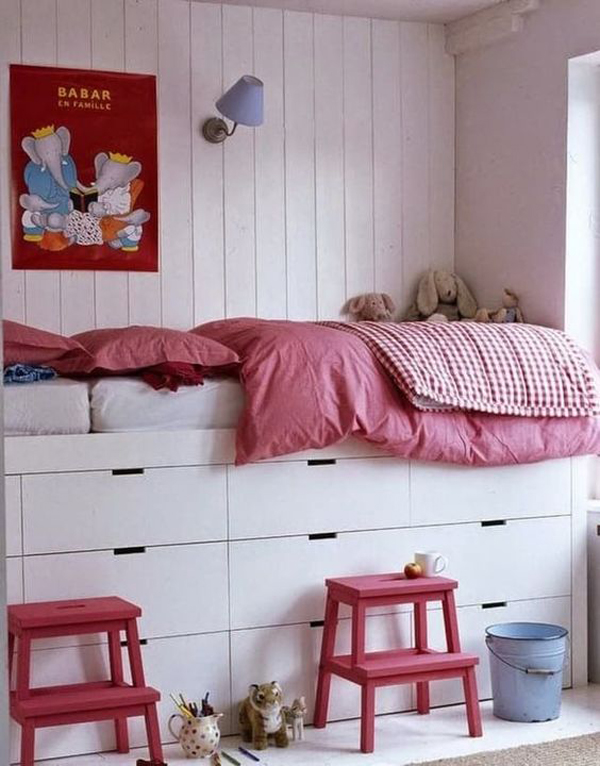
[7,596,164,766]
[314,573,483,753]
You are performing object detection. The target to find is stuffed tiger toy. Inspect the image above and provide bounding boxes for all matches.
[238,682,289,750]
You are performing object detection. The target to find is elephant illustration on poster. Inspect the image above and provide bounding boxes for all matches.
[18,125,151,253]
[19,125,78,250]
[64,151,151,251]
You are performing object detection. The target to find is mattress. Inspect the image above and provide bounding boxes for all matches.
[4,378,91,436]
[90,376,245,432]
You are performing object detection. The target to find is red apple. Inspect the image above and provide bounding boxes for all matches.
[404,562,422,579]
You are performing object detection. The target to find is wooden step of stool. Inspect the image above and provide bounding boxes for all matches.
[7,596,163,766]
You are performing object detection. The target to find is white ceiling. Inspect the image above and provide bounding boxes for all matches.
[193,0,506,23]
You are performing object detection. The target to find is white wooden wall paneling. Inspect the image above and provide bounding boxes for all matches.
[399,21,430,313]
[191,2,225,325]
[372,19,403,304]
[223,5,256,318]
[91,0,130,328]
[21,0,62,333]
[0,0,24,324]
[343,16,374,301]
[3,4,455,331]
[57,0,96,336]
[428,23,455,271]
[284,11,316,320]
[253,7,286,320]
[126,0,162,327]
[314,14,345,319]
[158,0,193,328]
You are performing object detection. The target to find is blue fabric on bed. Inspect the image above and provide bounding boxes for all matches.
[4,364,57,384]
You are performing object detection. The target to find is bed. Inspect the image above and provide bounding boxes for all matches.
[3,318,595,761]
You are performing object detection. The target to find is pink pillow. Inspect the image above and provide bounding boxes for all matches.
[73,325,239,374]
[3,320,93,373]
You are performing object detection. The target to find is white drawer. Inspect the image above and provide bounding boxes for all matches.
[22,466,227,554]
[228,458,409,538]
[230,517,571,629]
[5,476,21,556]
[411,459,571,525]
[412,516,572,606]
[24,543,228,639]
[231,611,413,727]
[427,596,572,708]
[230,531,413,629]
[127,631,232,742]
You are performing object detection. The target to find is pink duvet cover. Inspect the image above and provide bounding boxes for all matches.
[193,318,600,466]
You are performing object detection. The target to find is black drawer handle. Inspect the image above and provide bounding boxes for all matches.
[307,459,337,466]
[482,602,507,610]
[114,546,146,555]
[481,519,507,527]
[121,638,148,647]
[310,620,325,628]
[112,468,145,476]
[308,532,337,541]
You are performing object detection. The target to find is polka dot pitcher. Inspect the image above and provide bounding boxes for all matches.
[168,712,223,758]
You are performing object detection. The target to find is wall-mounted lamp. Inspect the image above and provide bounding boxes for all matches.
[202,75,264,144]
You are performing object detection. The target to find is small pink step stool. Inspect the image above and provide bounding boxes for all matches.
[314,573,483,753]
[7,596,164,766]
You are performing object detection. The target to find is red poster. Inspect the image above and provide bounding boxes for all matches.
[10,64,158,271]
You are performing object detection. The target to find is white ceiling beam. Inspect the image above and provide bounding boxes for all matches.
[445,0,540,55]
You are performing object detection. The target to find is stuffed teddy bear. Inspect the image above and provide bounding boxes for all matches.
[345,292,396,321]
[475,288,524,323]
[239,682,289,750]
[404,269,478,322]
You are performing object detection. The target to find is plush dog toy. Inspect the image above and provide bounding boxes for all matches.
[475,288,524,323]
[345,292,396,321]
[239,682,289,750]
[405,269,478,322]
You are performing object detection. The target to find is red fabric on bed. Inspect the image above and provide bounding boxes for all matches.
[73,325,239,375]
[141,362,206,391]
[192,318,600,466]
[4,320,93,373]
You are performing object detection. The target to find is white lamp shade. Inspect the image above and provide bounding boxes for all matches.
[216,75,264,127]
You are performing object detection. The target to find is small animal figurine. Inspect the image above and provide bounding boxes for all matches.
[239,682,289,750]
[282,696,307,741]
[345,292,396,322]
[404,269,478,322]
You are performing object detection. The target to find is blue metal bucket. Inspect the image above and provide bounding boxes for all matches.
[485,622,568,723]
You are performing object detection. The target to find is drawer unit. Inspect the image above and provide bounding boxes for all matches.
[231,611,413,727]
[24,543,229,639]
[230,517,571,629]
[228,458,409,539]
[427,596,572,708]
[5,476,22,557]
[22,466,227,554]
[411,459,571,525]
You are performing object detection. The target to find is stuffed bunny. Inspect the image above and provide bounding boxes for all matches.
[405,269,478,322]
[345,292,396,322]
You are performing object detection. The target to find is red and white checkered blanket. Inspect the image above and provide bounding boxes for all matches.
[323,321,600,417]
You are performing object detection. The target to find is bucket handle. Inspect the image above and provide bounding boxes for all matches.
[485,635,570,676]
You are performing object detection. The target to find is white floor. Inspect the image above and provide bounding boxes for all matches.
[40,685,600,766]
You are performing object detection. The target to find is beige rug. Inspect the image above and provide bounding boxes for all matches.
[409,732,600,765]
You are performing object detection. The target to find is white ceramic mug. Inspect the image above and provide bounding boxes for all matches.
[415,551,448,577]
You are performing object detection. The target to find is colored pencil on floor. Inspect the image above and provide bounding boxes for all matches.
[221,751,241,766]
